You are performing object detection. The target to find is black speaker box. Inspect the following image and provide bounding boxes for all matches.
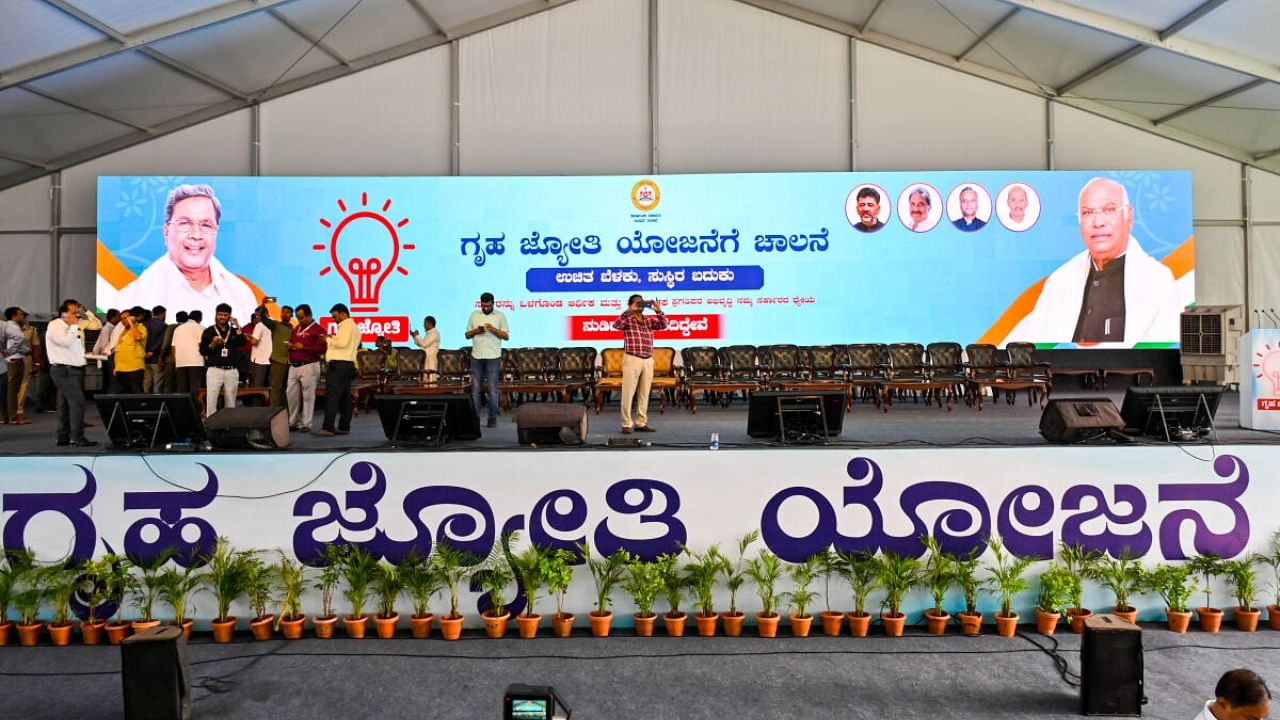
[1081,613,1143,716]
[205,406,290,449]
[1040,397,1124,443]
[122,625,192,720]
[515,403,588,445]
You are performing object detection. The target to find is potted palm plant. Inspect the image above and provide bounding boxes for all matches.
[746,550,784,638]
[44,560,82,646]
[101,553,135,645]
[0,550,20,646]
[204,538,254,643]
[398,551,440,639]
[838,550,880,637]
[784,555,820,637]
[506,539,544,639]
[581,543,629,638]
[1090,550,1142,625]
[658,552,689,637]
[245,554,276,640]
[953,550,984,636]
[1035,563,1073,636]
[78,557,114,645]
[1059,543,1102,632]
[876,551,922,637]
[683,545,727,637]
[434,542,480,641]
[1262,530,1280,631]
[275,554,308,639]
[718,530,757,637]
[624,556,664,637]
[12,560,45,646]
[1188,553,1224,632]
[921,536,956,636]
[479,541,516,639]
[131,553,171,634]
[372,561,403,639]
[1143,563,1197,633]
[312,543,344,639]
[156,564,202,642]
[815,549,844,636]
[1224,557,1262,632]
[542,547,576,638]
[985,536,1035,637]
[339,544,378,639]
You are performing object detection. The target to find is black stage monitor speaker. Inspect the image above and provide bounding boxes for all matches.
[1119,385,1223,440]
[205,406,290,449]
[122,625,191,720]
[1081,613,1143,716]
[374,394,482,446]
[96,393,206,449]
[515,402,588,446]
[1039,397,1124,443]
[747,389,846,443]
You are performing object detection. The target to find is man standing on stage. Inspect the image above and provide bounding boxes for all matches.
[172,310,204,401]
[465,292,509,428]
[142,306,168,392]
[46,299,96,447]
[200,303,245,416]
[3,307,32,424]
[91,308,120,394]
[316,303,357,437]
[613,294,668,434]
[114,307,148,394]
[258,304,294,407]
[286,304,326,433]
[411,315,440,384]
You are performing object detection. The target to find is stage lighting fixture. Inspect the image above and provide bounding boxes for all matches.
[504,684,572,720]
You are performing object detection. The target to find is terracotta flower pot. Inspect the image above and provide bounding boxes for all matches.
[280,614,307,640]
[1068,608,1093,634]
[48,621,75,646]
[313,615,338,639]
[1235,607,1261,633]
[551,612,574,638]
[251,615,275,641]
[995,612,1019,637]
[375,612,400,639]
[695,612,719,637]
[106,622,131,645]
[790,614,813,638]
[847,611,871,637]
[588,611,612,638]
[664,612,687,637]
[1166,608,1192,634]
[212,617,237,643]
[440,614,464,641]
[484,611,510,638]
[633,613,657,637]
[517,613,541,639]
[0,620,13,646]
[132,619,161,635]
[410,614,434,639]
[17,622,44,647]
[1112,606,1138,625]
[80,620,107,646]
[958,611,983,636]
[1198,607,1223,633]
[925,610,950,636]
[172,619,194,643]
[1269,604,1280,631]
[749,612,775,638]
[1035,608,1061,636]
[343,614,368,639]
[881,612,906,637]
[820,610,844,637]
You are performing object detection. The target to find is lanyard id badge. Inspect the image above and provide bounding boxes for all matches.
[221,348,229,358]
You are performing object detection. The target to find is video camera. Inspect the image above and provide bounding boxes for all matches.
[504,684,571,720]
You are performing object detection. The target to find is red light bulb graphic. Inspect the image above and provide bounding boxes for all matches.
[316,193,415,313]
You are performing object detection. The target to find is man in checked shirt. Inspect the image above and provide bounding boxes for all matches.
[613,294,668,434]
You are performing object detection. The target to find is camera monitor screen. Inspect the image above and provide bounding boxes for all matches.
[508,699,549,720]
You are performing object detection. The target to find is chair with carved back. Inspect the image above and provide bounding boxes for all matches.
[387,348,427,388]
[593,348,625,414]
[435,348,471,389]
[760,344,805,384]
[647,347,679,413]
[884,342,928,404]
[804,345,845,382]
[845,343,886,404]
[925,341,966,399]
[1004,341,1052,381]
[556,346,597,402]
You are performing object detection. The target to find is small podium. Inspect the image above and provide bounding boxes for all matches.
[1238,329,1280,430]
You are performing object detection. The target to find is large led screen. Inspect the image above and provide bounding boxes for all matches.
[97,171,1193,348]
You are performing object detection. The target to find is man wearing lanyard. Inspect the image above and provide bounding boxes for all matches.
[613,294,668,434]
[315,303,357,437]
[199,303,245,417]
[45,299,96,447]
[285,304,326,433]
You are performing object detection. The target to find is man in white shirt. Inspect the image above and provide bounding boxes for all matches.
[3,307,31,424]
[91,309,121,393]
[246,308,274,388]
[45,299,96,447]
[1193,669,1270,720]
[465,292,509,428]
[172,310,205,402]
[411,315,440,384]
[112,184,257,325]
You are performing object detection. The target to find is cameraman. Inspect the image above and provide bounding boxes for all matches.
[612,294,667,434]
[199,302,245,417]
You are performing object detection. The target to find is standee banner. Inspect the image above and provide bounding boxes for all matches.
[2,446,1264,623]
[96,171,1193,348]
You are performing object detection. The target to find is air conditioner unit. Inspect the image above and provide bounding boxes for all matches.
[1180,305,1243,386]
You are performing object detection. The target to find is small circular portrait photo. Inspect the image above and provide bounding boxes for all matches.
[896,183,942,233]
[946,183,992,233]
[995,182,1042,232]
[845,184,891,234]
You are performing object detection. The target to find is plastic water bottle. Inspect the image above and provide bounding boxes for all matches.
[709,432,720,450]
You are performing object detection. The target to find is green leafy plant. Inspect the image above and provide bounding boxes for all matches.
[246,554,277,621]
[131,552,174,623]
[984,536,1036,618]
[1090,549,1143,612]
[1187,553,1224,609]
[657,552,687,617]
[373,561,403,618]
[433,542,482,619]
[816,549,841,614]
[624,557,665,618]
[506,538,544,618]
[718,530,758,616]
[156,564,203,625]
[580,542,630,617]
[875,551,922,617]
[1036,563,1074,617]
[99,553,134,625]
[953,550,983,615]
[683,545,727,617]
[313,543,344,620]
[1059,542,1102,611]
[339,545,379,619]
[921,536,956,617]
[398,551,442,618]
[11,557,45,626]
[783,555,821,619]
[746,550,784,618]
[42,559,82,627]
[204,538,255,622]
[480,538,517,618]
[275,554,307,628]
[0,550,27,623]
[539,547,576,620]
[1143,563,1198,613]
[1223,557,1260,612]
[837,550,880,617]
[79,556,117,624]
[1262,530,1280,607]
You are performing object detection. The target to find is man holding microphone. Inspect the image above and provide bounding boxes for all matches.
[613,294,667,434]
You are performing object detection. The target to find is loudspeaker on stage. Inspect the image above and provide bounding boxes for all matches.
[205,406,290,449]
[1081,613,1143,716]
[515,402,588,446]
[1040,397,1124,444]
